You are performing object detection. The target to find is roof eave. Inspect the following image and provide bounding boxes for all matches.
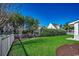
[69,20,79,25]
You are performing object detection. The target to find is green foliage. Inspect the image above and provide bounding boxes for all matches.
[9,13,24,27]
[9,13,25,34]
[9,13,39,34]
[22,30,28,34]
[24,16,39,33]
[63,23,74,30]
[40,28,66,37]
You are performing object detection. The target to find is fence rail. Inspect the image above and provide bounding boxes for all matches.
[0,34,14,56]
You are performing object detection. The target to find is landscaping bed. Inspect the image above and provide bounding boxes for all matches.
[56,44,79,56]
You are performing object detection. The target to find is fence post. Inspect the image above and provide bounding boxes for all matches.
[0,36,2,55]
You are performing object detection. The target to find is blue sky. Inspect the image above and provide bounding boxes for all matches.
[13,3,79,26]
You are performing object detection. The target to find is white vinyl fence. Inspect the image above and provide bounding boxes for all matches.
[0,34,14,56]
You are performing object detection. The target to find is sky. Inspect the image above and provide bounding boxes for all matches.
[12,3,79,26]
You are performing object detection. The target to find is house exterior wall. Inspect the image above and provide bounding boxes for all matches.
[56,25,60,29]
[68,20,79,41]
[74,22,79,40]
[74,23,79,35]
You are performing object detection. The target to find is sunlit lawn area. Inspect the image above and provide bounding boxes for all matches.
[9,35,79,56]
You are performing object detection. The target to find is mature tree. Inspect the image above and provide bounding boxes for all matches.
[0,4,28,55]
[0,3,23,29]
[9,13,24,34]
[24,16,39,34]
[0,4,10,27]
[0,3,13,35]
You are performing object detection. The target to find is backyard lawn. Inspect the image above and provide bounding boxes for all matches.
[8,35,79,56]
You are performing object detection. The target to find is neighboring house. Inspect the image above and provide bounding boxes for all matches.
[34,26,41,36]
[47,23,60,29]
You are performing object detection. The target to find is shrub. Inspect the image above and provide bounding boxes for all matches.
[40,29,66,37]
[22,30,28,34]
[22,30,35,38]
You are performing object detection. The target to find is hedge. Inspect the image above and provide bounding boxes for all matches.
[40,29,66,37]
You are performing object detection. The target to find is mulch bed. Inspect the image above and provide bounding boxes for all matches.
[56,44,79,56]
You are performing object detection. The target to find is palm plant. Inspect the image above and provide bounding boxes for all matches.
[63,23,74,32]
[63,24,70,30]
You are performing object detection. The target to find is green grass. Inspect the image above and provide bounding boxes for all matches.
[9,35,79,56]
